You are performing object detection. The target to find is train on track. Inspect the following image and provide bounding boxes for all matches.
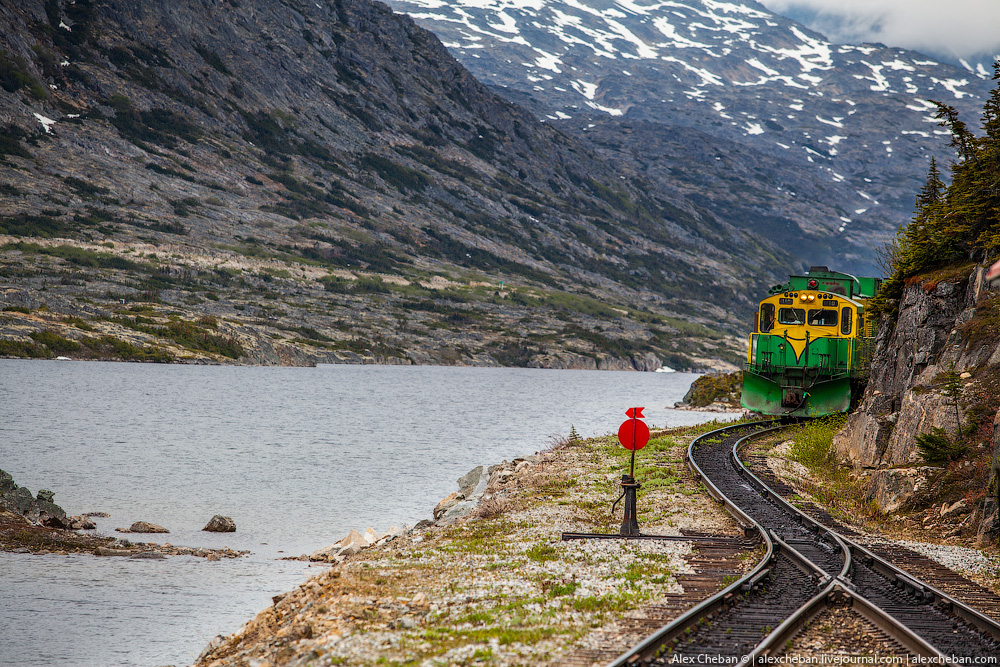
[741,266,881,418]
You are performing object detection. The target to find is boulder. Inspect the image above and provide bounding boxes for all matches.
[337,542,362,557]
[339,528,366,548]
[95,547,131,557]
[375,525,406,545]
[202,515,236,532]
[67,515,96,530]
[458,465,488,497]
[0,470,67,524]
[117,521,169,534]
[439,499,478,524]
[308,544,342,562]
[433,491,464,520]
[308,528,374,562]
[940,499,968,518]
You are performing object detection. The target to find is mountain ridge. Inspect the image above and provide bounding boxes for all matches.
[384,0,996,274]
[0,0,786,369]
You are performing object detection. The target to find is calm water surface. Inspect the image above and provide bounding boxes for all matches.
[0,360,730,666]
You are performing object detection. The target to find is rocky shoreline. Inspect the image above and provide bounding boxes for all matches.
[0,468,247,560]
[194,424,749,666]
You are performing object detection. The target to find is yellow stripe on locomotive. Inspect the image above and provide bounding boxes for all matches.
[742,267,879,418]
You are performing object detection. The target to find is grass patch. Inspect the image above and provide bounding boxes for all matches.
[774,415,889,523]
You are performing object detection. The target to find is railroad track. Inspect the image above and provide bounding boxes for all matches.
[609,420,1000,665]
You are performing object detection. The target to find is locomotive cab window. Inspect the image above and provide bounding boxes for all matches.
[778,307,805,325]
[807,309,838,326]
[760,303,775,333]
[841,307,853,335]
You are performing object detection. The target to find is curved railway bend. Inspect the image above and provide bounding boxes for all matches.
[609,421,1000,666]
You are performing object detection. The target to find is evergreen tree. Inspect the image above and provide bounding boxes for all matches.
[872,60,1000,317]
[932,101,977,162]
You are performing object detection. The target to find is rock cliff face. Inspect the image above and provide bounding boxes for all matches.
[834,266,1000,543]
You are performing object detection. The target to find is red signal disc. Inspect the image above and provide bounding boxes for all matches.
[618,419,650,451]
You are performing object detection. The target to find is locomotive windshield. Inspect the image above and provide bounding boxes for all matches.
[778,307,805,325]
[841,307,853,335]
[760,303,775,333]
[807,309,838,326]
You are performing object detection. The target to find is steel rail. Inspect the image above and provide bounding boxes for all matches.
[606,421,792,666]
[844,541,1000,644]
[728,424,1000,656]
[606,419,1000,666]
[751,529,940,661]
[750,579,945,660]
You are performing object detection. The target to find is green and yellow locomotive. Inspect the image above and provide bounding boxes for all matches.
[742,267,880,418]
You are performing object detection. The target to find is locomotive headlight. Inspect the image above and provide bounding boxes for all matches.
[799,294,808,302]
[807,294,816,302]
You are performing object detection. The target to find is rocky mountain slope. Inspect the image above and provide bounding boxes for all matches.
[0,0,799,369]
[384,0,995,274]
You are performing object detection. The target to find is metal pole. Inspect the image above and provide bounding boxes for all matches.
[621,414,640,536]
[619,474,640,536]
[629,414,636,478]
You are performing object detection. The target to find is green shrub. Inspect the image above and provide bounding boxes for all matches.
[0,339,51,358]
[105,95,202,149]
[789,415,847,469]
[525,543,558,562]
[29,330,81,354]
[915,427,967,462]
[360,153,430,192]
[0,214,71,237]
[194,45,230,75]
[0,49,37,94]
[350,276,390,294]
[0,124,31,160]
[320,274,347,292]
[81,336,174,363]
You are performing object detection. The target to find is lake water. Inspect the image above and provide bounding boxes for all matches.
[0,360,731,667]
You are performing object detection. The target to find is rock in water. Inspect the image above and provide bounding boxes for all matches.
[0,470,68,525]
[202,515,236,532]
[117,521,169,534]
[67,515,97,530]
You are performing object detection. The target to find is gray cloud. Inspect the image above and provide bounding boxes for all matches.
[758,0,1000,62]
